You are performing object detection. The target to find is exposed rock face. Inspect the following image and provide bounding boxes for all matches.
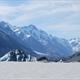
[8,51,17,61]
[14,49,27,61]
[14,25,72,59]
[0,49,28,61]
[37,57,48,62]
[64,51,80,62]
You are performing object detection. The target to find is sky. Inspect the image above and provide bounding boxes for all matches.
[0,0,80,39]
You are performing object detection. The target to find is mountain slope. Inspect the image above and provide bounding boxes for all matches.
[63,51,80,62]
[0,21,73,59]
[14,25,73,59]
[0,49,27,61]
[0,49,38,62]
[0,21,35,57]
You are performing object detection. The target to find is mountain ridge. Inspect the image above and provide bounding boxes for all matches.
[14,23,73,59]
[0,21,73,60]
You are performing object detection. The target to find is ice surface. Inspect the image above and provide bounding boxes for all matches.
[0,62,80,80]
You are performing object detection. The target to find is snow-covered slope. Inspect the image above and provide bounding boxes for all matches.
[0,49,27,61]
[69,38,80,52]
[64,51,80,62]
[0,21,15,36]
[0,49,37,62]
[14,25,73,59]
[0,21,35,57]
[61,38,80,62]
[0,21,73,59]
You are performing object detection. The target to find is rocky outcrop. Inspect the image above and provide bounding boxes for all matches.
[0,49,28,61]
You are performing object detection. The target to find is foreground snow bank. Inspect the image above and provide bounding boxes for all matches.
[0,62,80,80]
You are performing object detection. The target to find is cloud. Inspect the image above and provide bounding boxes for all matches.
[0,0,80,38]
[0,0,80,23]
[11,0,80,26]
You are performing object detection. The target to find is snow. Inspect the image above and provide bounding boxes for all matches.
[14,25,72,58]
[26,34,31,38]
[34,51,48,56]
[0,62,80,80]
[0,54,9,61]
[69,38,80,52]
[14,28,20,32]
[17,31,21,34]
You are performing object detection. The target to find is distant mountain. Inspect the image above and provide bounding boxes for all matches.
[69,38,80,52]
[63,51,80,62]
[63,38,80,62]
[14,24,73,59]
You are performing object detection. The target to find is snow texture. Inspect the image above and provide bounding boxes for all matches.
[0,62,80,80]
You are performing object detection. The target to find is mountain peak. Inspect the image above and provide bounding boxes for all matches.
[0,21,14,35]
[0,21,7,24]
[29,24,36,28]
[20,24,38,32]
[0,21,7,27]
[0,21,11,29]
[27,24,38,30]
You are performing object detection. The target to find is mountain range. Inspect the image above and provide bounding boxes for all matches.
[0,21,73,61]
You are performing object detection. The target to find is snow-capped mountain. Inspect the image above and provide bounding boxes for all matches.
[14,25,73,59]
[69,38,80,52]
[0,21,35,57]
[59,38,80,62]
[0,21,73,60]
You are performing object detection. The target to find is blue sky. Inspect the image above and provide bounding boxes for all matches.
[0,0,80,39]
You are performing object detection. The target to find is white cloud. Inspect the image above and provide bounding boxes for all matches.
[12,0,80,25]
[0,0,80,24]
[0,0,80,38]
